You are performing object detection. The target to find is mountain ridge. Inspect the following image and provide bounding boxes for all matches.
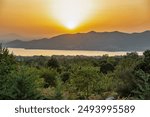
[5,31,150,51]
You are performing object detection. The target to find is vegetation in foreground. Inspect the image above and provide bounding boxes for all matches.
[0,44,150,100]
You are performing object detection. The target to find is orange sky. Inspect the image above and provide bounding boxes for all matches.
[0,0,150,39]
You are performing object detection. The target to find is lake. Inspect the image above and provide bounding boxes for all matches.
[8,48,143,57]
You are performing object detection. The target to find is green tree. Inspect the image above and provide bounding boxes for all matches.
[143,50,150,63]
[47,57,59,69]
[114,69,135,97]
[136,50,150,73]
[61,72,70,83]
[40,68,58,88]
[99,60,114,74]
[53,77,63,99]
[132,70,150,99]
[69,67,99,99]
[0,44,17,99]
[114,53,140,97]
[0,44,16,75]
[0,67,44,100]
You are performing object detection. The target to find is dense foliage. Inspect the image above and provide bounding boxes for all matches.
[1,44,150,100]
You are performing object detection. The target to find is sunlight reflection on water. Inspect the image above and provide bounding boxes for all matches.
[8,48,143,57]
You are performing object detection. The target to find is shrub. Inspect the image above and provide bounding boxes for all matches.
[40,68,58,88]
[0,66,44,100]
[132,70,150,100]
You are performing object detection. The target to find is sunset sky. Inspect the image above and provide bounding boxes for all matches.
[0,0,150,39]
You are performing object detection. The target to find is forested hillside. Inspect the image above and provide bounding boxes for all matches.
[0,44,150,100]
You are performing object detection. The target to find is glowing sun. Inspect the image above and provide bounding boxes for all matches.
[50,0,95,30]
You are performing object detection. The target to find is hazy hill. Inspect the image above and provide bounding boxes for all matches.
[0,33,26,43]
[6,31,150,51]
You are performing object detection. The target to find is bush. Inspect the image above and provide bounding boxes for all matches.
[99,60,114,74]
[0,44,16,75]
[132,70,150,99]
[0,66,44,100]
[69,67,100,99]
[40,68,58,88]
[47,57,59,69]
[61,72,70,83]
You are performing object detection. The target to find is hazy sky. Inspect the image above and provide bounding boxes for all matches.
[0,0,149,39]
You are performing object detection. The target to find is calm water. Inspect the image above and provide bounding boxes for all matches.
[8,48,143,57]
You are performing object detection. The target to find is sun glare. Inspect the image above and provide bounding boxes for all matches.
[66,21,77,29]
[50,0,95,30]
